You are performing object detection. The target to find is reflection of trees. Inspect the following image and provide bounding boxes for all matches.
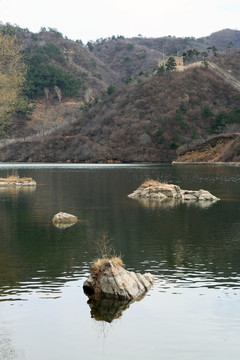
[0,249,20,298]
[0,184,90,298]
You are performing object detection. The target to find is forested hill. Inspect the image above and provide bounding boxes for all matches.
[1,25,240,163]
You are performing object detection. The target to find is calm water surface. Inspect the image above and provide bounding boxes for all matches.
[1,163,240,360]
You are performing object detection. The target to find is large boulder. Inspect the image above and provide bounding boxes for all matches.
[83,258,154,301]
[128,180,182,200]
[128,180,219,203]
[52,212,78,228]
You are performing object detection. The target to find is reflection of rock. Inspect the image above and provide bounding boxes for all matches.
[128,180,219,205]
[0,186,36,195]
[52,212,78,228]
[0,178,36,188]
[87,297,132,323]
[52,222,76,229]
[133,198,181,209]
[184,199,216,209]
[83,259,154,301]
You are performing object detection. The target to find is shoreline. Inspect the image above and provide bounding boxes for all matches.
[172,161,240,166]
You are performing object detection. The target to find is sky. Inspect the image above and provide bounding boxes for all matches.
[0,0,239,43]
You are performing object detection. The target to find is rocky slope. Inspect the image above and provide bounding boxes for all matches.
[175,133,240,163]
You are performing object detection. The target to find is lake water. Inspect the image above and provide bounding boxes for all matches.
[1,163,240,360]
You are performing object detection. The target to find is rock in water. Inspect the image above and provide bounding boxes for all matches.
[128,180,219,203]
[83,259,154,301]
[52,212,78,228]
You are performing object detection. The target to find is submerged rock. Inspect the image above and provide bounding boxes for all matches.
[128,180,219,203]
[52,212,78,228]
[83,259,154,301]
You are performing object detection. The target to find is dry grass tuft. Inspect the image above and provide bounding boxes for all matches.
[91,256,124,274]
[0,175,33,182]
[140,179,162,188]
[0,171,33,183]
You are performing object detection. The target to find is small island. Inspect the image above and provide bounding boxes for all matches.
[128,180,219,202]
[83,235,154,322]
[83,257,154,301]
[83,256,154,322]
[0,174,36,187]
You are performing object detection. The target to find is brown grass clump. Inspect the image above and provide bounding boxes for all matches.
[0,175,33,182]
[140,179,162,188]
[91,256,124,275]
[0,171,33,183]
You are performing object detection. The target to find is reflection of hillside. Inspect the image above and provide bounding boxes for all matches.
[0,249,19,289]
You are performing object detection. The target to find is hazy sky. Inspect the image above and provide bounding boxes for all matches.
[0,0,239,43]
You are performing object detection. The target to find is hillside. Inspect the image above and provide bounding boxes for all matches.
[1,57,240,162]
[1,26,240,163]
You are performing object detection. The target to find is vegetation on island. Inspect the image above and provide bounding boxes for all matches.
[0,170,34,183]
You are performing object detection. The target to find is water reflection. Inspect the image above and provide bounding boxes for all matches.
[0,185,36,196]
[52,222,77,229]
[1,164,240,360]
[0,164,240,300]
[0,334,20,360]
[131,197,218,209]
[87,297,132,323]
